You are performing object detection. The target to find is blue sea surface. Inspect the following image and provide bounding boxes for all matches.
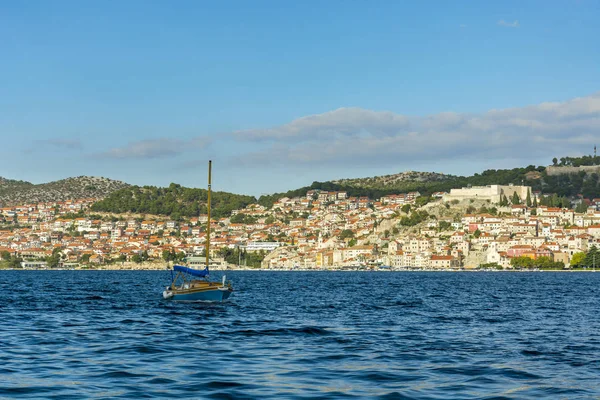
[1,271,600,399]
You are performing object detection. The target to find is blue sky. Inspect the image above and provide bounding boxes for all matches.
[1,0,599,196]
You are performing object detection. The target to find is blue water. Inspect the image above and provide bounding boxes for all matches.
[1,271,600,399]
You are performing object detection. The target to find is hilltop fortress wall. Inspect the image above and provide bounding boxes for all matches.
[442,184,531,203]
[546,165,600,176]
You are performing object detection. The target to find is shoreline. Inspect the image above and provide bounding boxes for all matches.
[1,267,598,272]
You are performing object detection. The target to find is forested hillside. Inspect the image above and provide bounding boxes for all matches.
[90,183,257,219]
[6,155,600,213]
[258,158,600,208]
[257,166,541,207]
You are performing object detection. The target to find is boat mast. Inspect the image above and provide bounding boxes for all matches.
[206,160,212,269]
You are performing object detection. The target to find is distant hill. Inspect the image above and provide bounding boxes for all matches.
[256,167,538,207]
[333,171,455,187]
[0,177,34,194]
[90,183,257,219]
[256,155,600,208]
[0,176,130,206]
[5,155,600,212]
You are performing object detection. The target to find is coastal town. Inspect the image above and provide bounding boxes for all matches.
[1,182,600,271]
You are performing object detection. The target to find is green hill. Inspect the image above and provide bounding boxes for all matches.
[257,157,600,208]
[90,183,257,219]
[0,176,129,206]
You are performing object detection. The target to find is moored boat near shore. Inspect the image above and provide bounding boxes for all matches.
[162,160,233,302]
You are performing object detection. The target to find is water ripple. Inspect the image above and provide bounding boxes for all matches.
[1,271,600,398]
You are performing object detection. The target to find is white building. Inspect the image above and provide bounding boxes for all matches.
[244,242,282,252]
[443,184,531,204]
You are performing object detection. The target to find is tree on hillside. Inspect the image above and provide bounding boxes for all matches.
[511,256,533,269]
[584,246,599,268]
[552,157,558,166]
[399,210,429,227]
[415,196,431,207]
[570,252,586,268]
[575,202,588,213]
[438,221,452,231]
[526,191,532,207]
[339,229,354,239]
[511,192,521,205]
[162,249,175,262]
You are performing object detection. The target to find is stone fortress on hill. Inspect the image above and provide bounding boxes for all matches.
[442,184,530,203]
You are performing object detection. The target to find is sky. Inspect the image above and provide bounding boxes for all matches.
[1,0,599,197]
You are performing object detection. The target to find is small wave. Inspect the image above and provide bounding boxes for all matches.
[94,371,151,379]
[61,323,82,327]
[119,319,148,324]
[393,300,423,307]
[131,345,167,354]
[360,371,416,383]
[497,368,542,380]
[204,380,245,390]
[521,349,544,356]
[222,326,332,337]
[145,377,177,385]
[0,386,54,396]
[481,318,505,323]
[376,391,419,400]
[534,386,591,396]
[433,366,493,377]
[431,315,472,323]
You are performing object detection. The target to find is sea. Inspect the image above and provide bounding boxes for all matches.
[1,270,599,399]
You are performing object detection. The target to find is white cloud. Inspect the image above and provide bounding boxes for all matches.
[233,107,411,142]
[231,92,600,168]
[498,19,519,28]
[99,137,211,159]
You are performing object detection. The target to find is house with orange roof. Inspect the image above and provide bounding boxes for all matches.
[430,255,459,269]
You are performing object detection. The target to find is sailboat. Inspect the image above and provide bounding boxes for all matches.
[162,160,233,301]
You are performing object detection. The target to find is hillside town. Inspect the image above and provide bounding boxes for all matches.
[2,184,600,271]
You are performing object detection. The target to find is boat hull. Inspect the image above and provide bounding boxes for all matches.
[164,288,233,302]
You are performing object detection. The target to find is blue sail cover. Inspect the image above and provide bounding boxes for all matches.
[173,265,209,278]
